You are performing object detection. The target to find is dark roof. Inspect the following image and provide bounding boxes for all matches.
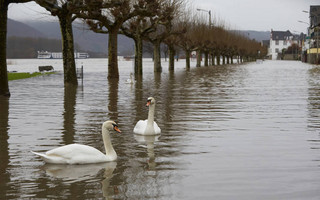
[271,30,293,40]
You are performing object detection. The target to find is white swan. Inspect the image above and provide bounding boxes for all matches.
[32,121,121,164]
[133,97,161,135]
[126,73,135,84]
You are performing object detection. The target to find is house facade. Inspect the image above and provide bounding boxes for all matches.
[307,5,320,64]
[269,30,299,60]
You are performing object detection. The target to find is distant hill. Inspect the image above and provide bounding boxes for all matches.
[240,30,270,42]
[231,30,270,42]
[9,19,134,56]
[7,19,46,38]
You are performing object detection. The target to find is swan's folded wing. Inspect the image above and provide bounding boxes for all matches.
[46,144,101,157]
[133,120,147,134]
[154,122,161,134]
[43,144,107,164]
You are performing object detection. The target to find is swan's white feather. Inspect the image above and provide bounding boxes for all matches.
[133,120,161,135]
[32,144,112,164]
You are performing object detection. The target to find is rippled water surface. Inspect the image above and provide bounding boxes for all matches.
[1,59,320,199]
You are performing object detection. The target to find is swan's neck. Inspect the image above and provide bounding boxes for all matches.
[102,128,116,157]
[147,104,155,127]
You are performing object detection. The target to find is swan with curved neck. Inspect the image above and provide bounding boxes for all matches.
[126,73,135,84]
[133,97,161,135]
[32,121,121,164]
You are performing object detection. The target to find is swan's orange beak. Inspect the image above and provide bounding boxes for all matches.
[114,126,121,133]
[146,101,151,107]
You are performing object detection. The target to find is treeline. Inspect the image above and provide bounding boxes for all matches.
[0,0,268,96]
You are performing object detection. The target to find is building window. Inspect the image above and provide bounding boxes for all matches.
[275,40,279,45]
[284,40,287,45]
[275,48,279,53]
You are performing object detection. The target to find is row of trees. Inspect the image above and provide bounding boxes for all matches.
[0,0,266,97]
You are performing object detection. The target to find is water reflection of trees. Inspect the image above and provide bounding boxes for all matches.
[62,84,78,145]
[108,79,119,122]
[307,67,320,166]
[307,67,320,130]
[0,97,10,200]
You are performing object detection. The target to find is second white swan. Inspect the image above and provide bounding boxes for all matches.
[133,97,161,135]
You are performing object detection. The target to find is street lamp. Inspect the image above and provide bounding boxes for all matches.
[298,20,309,25]
[196,8,212,27]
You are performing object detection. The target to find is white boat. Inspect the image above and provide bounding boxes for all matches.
[75,52,90,59]
[37,51,89,59]
[37,51,52,59]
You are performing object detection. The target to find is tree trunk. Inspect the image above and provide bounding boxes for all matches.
[168,44,175,71]
[153,40,162,72]
[0,1,10,96]
[204,51,209,66]
[222,55,225,65]
[211,53,215,66]
[59,14,77,85]
[185,49,190,70]
[217,53,220,65]
[108,29,119,79]
[196,50,201,67]
[134,36,143,75]
[231,55,234,64]
[227,55,230,64]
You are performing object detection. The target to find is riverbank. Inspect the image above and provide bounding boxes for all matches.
[8,72,55,81]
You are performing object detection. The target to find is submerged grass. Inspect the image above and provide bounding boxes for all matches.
[8,72,55,81]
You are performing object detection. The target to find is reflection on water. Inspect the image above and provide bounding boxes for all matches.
[41,161,118,199]
[41,162,113,183]
[62,84,78,145]
[1,60,320,199]
[307,67,320,163]
[134,134,160,170]
[0,97,10,200]
[108,79,119,122]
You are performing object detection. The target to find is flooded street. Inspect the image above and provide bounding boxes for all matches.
[1,59,320,199]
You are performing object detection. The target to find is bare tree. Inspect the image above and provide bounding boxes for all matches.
[176,16,197,69]
[35,0,79,85]
[145,0,183,72]
[164,17,186,71]
[120,2,160,76]
[76,0,156,79]
[0,0,32,97]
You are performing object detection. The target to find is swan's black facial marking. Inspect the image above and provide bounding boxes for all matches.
[112,123,121,133]
[146,99,152,107]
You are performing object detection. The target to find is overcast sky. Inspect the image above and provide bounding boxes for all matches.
[7,0,319,33]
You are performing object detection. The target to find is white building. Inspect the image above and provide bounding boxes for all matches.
[269,30,299,60]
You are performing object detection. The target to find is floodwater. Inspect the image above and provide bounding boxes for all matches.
[1,59,320,199]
